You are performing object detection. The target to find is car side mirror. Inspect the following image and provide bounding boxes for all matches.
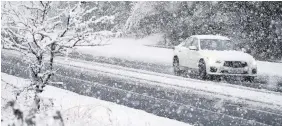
[189,46,197,50]
[242,48,251,54]
[241,48,246,52]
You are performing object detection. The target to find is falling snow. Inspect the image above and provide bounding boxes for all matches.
[1,1,282,126]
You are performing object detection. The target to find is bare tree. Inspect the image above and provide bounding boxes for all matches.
[2,1,118,125]
[1,1,115,111]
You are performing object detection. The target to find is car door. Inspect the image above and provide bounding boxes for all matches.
[189,38,201,69]
[179,38,192,67]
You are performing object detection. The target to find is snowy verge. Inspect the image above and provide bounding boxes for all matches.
[1,73,191,126]
[74,39,173,65]
[257,61,282,77]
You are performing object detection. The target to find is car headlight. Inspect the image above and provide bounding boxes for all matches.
[215,60,222,64]
[208,58,221,64]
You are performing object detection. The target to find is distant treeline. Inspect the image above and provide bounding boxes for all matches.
[125,1,282,61]
[2,1,281,61]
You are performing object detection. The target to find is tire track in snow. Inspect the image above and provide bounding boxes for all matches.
[53,58,282,107]
[69,51,282,92]
[2,55,282,123]
[1,60,273,126]
[59,57,279,95]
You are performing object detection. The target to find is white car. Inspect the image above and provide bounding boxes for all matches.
[173,35,257,82]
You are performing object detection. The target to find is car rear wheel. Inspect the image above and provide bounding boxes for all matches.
[210,75,221,81]
[199,60,208,80]
[173,57,181,76]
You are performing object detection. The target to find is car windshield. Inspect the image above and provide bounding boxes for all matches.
[200,39,236,51]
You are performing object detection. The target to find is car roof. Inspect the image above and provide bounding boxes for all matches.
[191,35,230,40]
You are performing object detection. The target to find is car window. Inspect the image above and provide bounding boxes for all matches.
[200,39,235,51]
[178,41,185,47]
[189,38,199,50]
[183,37,193,48]
[191,38,198,47]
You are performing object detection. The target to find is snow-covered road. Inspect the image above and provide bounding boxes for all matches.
[70,38,282,94]
[2,49,282,125]
[73,37,282,77]
[56,57,282,107]
[3,49,282,107]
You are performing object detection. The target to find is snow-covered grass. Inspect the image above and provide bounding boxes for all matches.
[74,35,172,65]
[1,73,191,126]
[257,61,282,77]
[74,36,282,77]
[100,33,164,46]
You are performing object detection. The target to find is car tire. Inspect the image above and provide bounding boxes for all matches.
[210,75,221,81]
[198,60,208,80]
[244,76,255,82]
[173,57,181,76]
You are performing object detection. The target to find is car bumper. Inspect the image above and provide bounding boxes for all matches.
[206,66,257,77]
[207,72,256,76]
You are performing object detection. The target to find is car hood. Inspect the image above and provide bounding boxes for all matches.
[200,50,255,62]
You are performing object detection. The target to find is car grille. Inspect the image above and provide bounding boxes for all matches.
[223,61,248,68]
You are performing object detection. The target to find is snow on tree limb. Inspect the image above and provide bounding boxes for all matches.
[2,1,117,96]
[1,1,122,125]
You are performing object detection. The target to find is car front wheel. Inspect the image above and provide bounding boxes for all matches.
[244,76,255,82]
[173,57,181,76]
[199,60,208,80]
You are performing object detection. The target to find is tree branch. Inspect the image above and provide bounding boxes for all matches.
[71,38,82,47]
[32,33,40,49]
[20,4,44,12]
[40,1,44,7]
[60,16,70,37]
[43,43,55,84]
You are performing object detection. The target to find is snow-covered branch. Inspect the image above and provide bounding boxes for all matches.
[20,4,44,12]
[2,1,120,82]
[2,1,118,96]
